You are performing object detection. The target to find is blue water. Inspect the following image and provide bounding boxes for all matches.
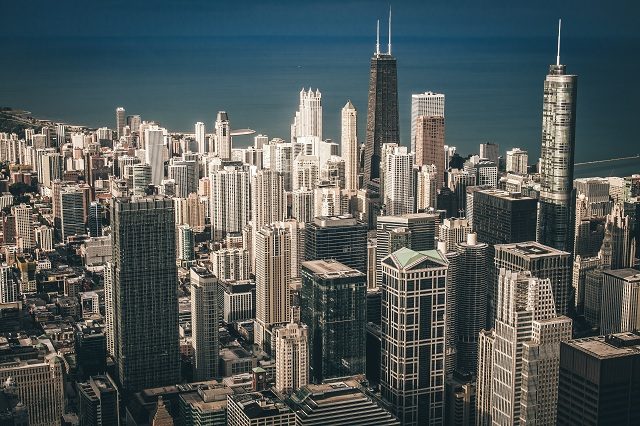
[1,35,638,163]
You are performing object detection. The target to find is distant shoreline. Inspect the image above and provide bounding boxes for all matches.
[575,155,640,166]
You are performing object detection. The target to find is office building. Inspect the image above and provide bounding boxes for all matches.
[77,375,120,426]
[195,121,206,153]
[537,23,578,252]
[380,247,448,425]
[438,217,471,253]
[301,260,367,382]
[376,213,439,286]
[572,255,601,314]
[476,270,572,425]
[227,390,295,426]
[12,204,34,251]
[168,158,198,198]
[88,201,103,237]
[602,204,636,269]
[474,160,498,188]
[112,197,180,393]
[215,111,232,160]
[274,320,309,394]
[209,164,250,241]
[0,263,17,303]
[364,14,399,190]
[557,332,640,425]
[292,88,322,142]
[191,266,219,381]
[116,107,126,138]
[472,189,537,245]
[255,224,291,349]
[291,188,315,224]
[222,280,255,323]
[411,91,445,155]
[341,100,359,191]
[600,268,640,335]
[505,148,528,175]
[479,142,499,166]
[290,379,400,425]
[415,164,438,211]
[144,125,166,186]
[415,115,446,188]
[304,215,367,273]
[60,186,87,242]
[131,163,152,196]
[383,146,414,216]
[493,241,572,318]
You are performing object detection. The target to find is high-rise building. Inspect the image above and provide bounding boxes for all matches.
[190,266,219,381]
[292,88,322,141]
[380,247,448,426]
[364,14,399,191]
[304,215,367,273]
[557,332,640,425]
[383,146,414,216]
[255,224,292,349]
[453,233,489,374]
[602,204,636,269]
[411,92,445,155]
[168,158,198,198]
[0,263,18,303]
[438,217,471,253]
[195,121,206,153]
[60,186,87,242]
[12,204,34,251]
[211,248,250,281]
[209,164,250,241]
[415,164,438,211]
[493,241,572,319]
[415,115,446,187]
[472,189,538,245]
[376,213,439,286]
[144,125,166,186]
[116,107,126,138]
[301,260,366,382]
[215,111,232,160]
[341,100,359,192]
[479,142,499,166]
[537,22,578,252]
[131,163,152,196]
[274,320,309,394]
[104,261,115,357]
[88,201,103,237]
[476,269,572,425]
[289,379,401,425]
[474,160,498,188]
[600,268,640,335]
[40,152,63,188]
[572,255,601,315]
[112,197,180,393]
[505,148,529,175]
[251,170,286,265]
[291,187,315,224]
[77,375,120,426]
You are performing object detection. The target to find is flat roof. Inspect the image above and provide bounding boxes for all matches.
[567,332,640,359]
[302,259,365,278]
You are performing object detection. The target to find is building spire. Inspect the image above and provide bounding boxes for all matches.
[376,19,380,55]
[556,18,562,66]
[388,6,392,55]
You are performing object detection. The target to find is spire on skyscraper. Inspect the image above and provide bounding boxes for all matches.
[376,19,380,55]
[388,6,392,55]
[556,18,562,66]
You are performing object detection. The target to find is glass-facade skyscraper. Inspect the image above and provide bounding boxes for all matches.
[112,197,180,394]
[537,23,578,252]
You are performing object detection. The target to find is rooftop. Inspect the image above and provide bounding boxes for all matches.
[230,390,292,419]
[302,259,365,278]
[495,241,570,258]
[603,268,640,282]
[566,332,640,359]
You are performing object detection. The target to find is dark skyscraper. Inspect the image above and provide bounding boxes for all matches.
[301,260,367,383]
[112,197,180,394]
[364,13,399,191]
[304,215,367,273]
[537,20,578,252]
[472,189,538,245]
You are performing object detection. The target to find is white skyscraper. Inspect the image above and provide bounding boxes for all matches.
[251,170,287,238]
[144,125,166,186]
[209,164,250,241]
[383,146,414,216]
[505,148,529,175]
[411,92,445,153]
[211,248,250,281]
[341,100,359,191]
[476,269,572,425]
[274,319,309,394]
[215,111,231,160]
[13,204,34,251]
[415,164,438,212]
[292,88,322,141]
[190,266,219,381]
[195,121,206,154]
[293,155,319,191]
[104,261,115,357]
[291,187,315,224]
[255,224,291,349]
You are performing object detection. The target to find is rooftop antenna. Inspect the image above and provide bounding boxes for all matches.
[388,6,392,55]
[556,18,562,66]
[376,19,380,55]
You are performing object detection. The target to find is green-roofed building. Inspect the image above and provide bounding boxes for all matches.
[380,247,449,426]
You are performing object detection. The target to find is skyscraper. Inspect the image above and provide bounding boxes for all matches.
[472,189,538,246]
[112,197,180,393]
[341,100,359,191]
[380,247,448,426]
[60,186,87,242]
[411,91,445,155]
[215,111,232,160]
[383,146,414,216]
[505,148,528,175]
[304,215,368,273]
[190,266,219,381]
[537,21,578,252]
[292,88,322,141]
[414,115,446,187]
[195,121,206,153]
[364,13,399,191]
[600,268,640,335]
[77,375,120,426]
[116,107,125,139]
[476,269,572,425]
[274,320,309,394]
[144,125,166,186]
[209,163,250,241]
[300,260,367,383]
[479,142,499,166]
[251,170,286,266]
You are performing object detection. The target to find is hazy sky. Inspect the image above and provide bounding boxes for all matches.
[3,0,639,40]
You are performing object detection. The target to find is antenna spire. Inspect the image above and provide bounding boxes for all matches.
[556,18,562,66]
[376,20,380,55]
[388,6,392,55]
